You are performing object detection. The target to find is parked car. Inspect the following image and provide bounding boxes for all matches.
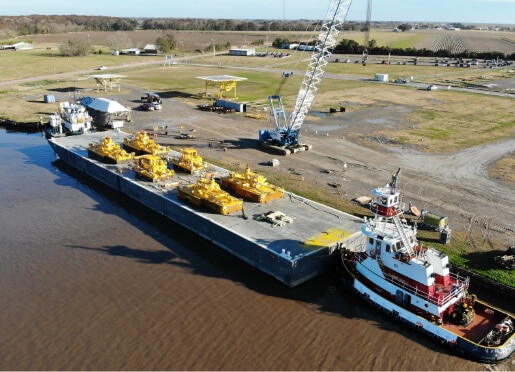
[139,103,155,111]
[150,102,162,110]
[97,65,107,70]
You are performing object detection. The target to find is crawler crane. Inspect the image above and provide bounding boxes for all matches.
[361,0,372,65]
[259,0,352,155]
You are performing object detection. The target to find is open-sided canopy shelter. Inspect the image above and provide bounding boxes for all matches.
[85,98,130,128]
[196,75,247,98]
[89,74,126,92]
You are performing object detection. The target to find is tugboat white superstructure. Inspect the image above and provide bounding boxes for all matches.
[340,169,515,363]
[46,102,93,137]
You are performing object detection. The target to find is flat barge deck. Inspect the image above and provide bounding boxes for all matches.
[48,130,364,287]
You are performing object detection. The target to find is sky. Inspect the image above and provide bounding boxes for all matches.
[1,0,514,25]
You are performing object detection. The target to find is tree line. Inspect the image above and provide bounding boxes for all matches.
[0,15,139,37]
[0,15,374,36]
[1,15,513,37]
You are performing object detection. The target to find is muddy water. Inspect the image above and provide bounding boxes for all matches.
[0,129,510,371]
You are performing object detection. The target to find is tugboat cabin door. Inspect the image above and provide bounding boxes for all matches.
[395,289,412,308]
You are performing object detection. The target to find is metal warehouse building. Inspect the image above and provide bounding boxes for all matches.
[229,48,256,56]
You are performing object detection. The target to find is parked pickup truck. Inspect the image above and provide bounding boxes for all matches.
[141,92,162,104]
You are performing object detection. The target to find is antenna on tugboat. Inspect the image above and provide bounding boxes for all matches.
[391,168,401,193]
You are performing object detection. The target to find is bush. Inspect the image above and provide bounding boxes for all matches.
[59,39,90,57]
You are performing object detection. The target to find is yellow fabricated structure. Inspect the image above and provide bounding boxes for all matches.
[177,178,243,215]
[89,74,126,93]
[123,131,170,156]
[302,228,348,250]
[220,165,284,203]
[88,136,135,164]
[196,75,248,98]
[172,148,209,173]
[134,155,175,182]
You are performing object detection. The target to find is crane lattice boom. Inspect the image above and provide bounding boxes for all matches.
[362,0,372,65]
[288,0,352,132]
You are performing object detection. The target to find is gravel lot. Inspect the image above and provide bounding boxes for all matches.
[118,83,515,248]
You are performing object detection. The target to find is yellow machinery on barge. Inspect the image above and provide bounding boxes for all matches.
[123,130,170,157]
[172,148,209,173]
[220,165,284,203]
[177,177,243,215]
[134,154,175,182]
[88,136,135,164]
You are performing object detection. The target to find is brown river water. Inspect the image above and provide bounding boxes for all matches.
[0,129,513,371]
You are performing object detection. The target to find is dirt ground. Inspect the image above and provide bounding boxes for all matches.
[112,83,515,249]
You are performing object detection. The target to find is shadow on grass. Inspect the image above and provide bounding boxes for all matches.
[48,87,85,93]
[156,90,198,99]
[465,249,510,271]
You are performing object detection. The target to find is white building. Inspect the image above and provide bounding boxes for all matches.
[229,48,256,56]
[120,48,140,55]
[1,41,33,50]
[143,44,158,54]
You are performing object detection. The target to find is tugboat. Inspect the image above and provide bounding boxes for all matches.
[340,169,515,363]
[45,102,93,137]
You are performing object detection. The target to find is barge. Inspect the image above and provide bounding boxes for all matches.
[47,130,364,287]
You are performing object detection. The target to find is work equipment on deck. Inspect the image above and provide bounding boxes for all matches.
[177,178,243,215]
[220,165,284,203]
[88,136,135,164]
[172,148,208,173]
[123,130,169,156]
[134,155,175,182]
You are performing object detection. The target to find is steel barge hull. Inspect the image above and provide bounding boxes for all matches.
[48,130,364,287]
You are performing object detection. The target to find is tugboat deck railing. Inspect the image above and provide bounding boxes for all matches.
[357,252,469,307]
